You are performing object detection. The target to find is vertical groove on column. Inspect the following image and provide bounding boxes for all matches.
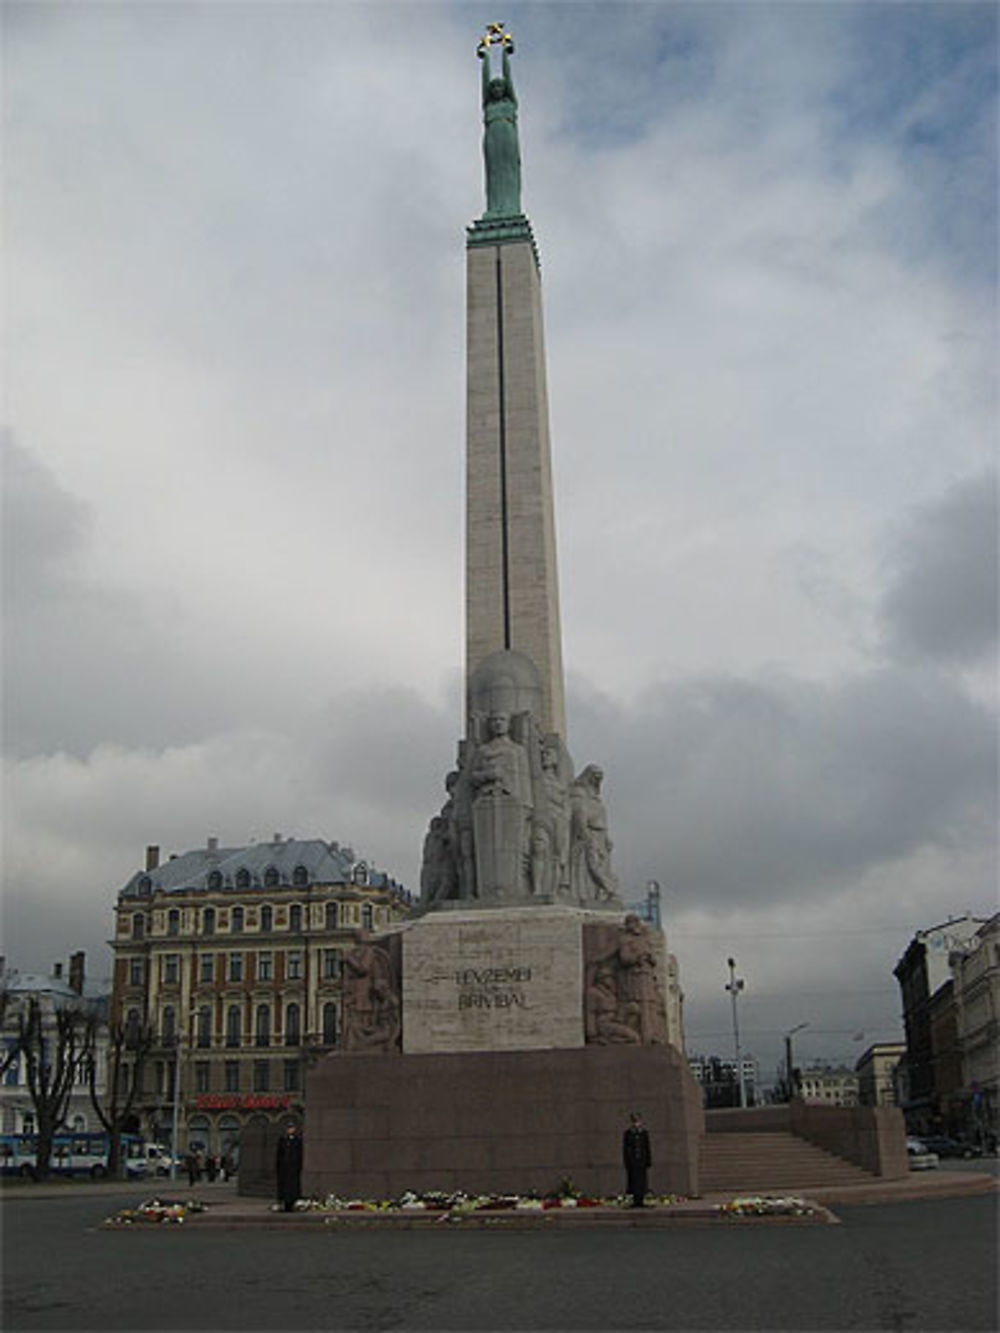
[495,247,511,650]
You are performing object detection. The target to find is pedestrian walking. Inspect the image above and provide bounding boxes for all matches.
[275,1122,303,1213]
[622,1111,651,1208]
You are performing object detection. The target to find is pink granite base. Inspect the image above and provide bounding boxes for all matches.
[300,1044,704,1201]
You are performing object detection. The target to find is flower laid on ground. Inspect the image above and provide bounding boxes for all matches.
[714,1195,817,1217]
[105,1197,207,1226]
[297,1188,686,1216]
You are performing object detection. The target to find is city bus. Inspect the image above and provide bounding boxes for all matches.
[0,1131,147,1179]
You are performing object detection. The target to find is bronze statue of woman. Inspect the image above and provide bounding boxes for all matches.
[479,40,521,219]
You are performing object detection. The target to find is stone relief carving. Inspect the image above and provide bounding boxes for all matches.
[583,916,669,1046]
[418,650,623,908]
[340,939,402,1053]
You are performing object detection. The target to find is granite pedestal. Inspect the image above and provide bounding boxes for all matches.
[303,1044,703,1201]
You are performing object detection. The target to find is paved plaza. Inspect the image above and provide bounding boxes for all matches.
[3,1172,997,1331]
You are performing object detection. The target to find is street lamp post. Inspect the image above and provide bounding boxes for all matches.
[169,1035,184,1183]
[725,957,746,1109]
[784,1022,809,1102]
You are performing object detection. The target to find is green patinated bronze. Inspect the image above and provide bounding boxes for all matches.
[469,25,534,253]
[480,44,521,218]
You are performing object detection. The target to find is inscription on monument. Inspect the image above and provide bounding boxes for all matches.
[455,964,533,1010]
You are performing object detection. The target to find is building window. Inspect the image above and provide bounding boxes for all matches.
[203,907,216,936]
[236,868,251,890]
[200,953,214,984]
[261,905,273,932]
[225,1005,241,1048]
[163,954,179,985]
[167,908,181,936]
[132,914,145,940]
[292,865,309,888]
[255,1005,271,1047]
[352,861,368,887]
[285,1002,301,1046]
[289,904,303,932]
[4,1053,19,1086]
[231,906,244,933]
[325,901,339,931]
[253,1060,269,1092]
[258,952,273,982]
[162,1006,176,1045]
[322,949,340,980]
[195,1062,210,1093]
[228,953,243,983]
[264,866,280,888]
[361,904,373,931]
[125,1009,142,1048]
[224,1061,239,1093]
[322,1003,338,1046]
[208,870,223,892]
[138,875,152,894]
[196,1006,212,1049]
[284,1060,300,1092]
[129,958,144,987]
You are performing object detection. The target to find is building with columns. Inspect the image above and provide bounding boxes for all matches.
[110,838,411,1157]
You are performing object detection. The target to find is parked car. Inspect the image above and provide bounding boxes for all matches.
[906,1137,940,1170]
[919,1135,982,1159]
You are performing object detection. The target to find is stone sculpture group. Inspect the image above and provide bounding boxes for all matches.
[420,651,622,909]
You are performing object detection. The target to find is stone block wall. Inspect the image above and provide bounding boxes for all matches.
[300,1044,703,1201]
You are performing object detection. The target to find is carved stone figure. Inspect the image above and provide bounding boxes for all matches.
[616,914,669,1045]
[341,941,401,1053]
[530,737,571,897]
[420,815,449,905]
[585,965,641,1044]
[569,764,620,904]
[419,650,623,908]
[469,711,533,897]
[582,917,669,1047]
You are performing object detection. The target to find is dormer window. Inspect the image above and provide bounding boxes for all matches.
[264,866,280,888]
[208,870,223,892]
[292,864,309,888]
[138,875,152,894]
[236,868,251,890]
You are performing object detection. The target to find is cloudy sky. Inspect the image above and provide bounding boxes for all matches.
[3,1,996,1079]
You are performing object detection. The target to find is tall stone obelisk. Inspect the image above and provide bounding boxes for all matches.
[465,30,565,740]
[301,32,701,1205]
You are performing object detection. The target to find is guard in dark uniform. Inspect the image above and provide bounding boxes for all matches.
[622,1111,651,1207]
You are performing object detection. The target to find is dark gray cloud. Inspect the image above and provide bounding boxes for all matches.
[2,5,996,1078]
[880,473,998,666]
[568,665,996,908]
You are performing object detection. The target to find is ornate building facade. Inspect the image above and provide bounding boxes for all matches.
[110,838,411,1157]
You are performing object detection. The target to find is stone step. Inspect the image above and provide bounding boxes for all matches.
[698,1130,875,1193]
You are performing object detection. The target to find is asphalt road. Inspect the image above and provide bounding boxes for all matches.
[2,1184,997,1331]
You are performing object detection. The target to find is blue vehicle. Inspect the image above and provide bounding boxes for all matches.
[0,1131,146,1179]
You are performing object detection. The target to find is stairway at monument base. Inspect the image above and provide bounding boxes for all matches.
[699,1131,878,1193]
[303,1045,703,1201]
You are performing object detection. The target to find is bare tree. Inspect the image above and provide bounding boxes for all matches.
[88,1014,153,1179]
[0,982,18,1080]
[13,996,94,1180]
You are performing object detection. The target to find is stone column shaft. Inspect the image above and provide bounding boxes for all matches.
[465,238,566,738]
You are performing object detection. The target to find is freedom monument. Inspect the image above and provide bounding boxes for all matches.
[302,26,703,1200]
